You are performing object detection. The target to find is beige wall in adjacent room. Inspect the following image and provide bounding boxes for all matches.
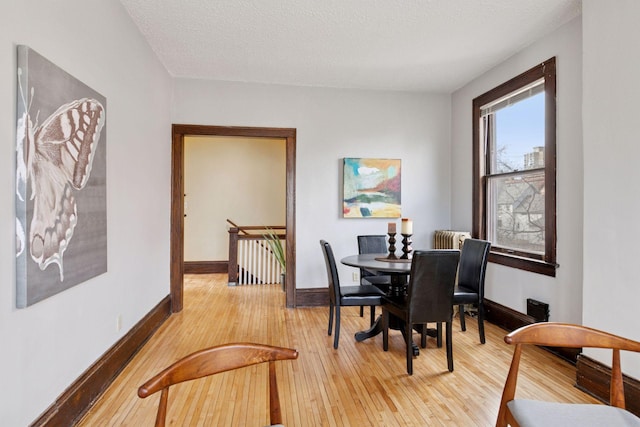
[184,136,286,261]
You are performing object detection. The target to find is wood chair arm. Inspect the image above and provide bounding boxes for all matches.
[138,343,298,426]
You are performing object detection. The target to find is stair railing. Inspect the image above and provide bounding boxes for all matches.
[227,220,285,286]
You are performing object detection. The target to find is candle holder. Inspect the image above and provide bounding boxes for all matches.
[400,233,413,259]
[387,233,398,259]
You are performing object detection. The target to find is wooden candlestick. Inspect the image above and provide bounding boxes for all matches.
[387,233,398,259]
[400,233,413,259]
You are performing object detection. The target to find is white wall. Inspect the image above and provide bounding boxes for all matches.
[173,80,451,288]
[451,17,583,323]
[0,1,172,424]
[184,136,286,261]
[582,0,640,377]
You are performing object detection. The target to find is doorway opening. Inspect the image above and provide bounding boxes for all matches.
[171,125,296,310]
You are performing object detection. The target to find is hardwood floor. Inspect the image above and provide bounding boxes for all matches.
[78,274,598,426]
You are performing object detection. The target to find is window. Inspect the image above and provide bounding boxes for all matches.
[472,58,556,276]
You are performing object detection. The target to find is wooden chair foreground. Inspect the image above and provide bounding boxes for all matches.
[138,343,299,427]
[496,322,640,427]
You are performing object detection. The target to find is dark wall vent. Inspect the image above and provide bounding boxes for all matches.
[527,298,550,322]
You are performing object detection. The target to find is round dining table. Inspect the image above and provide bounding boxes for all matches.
[340,253,411,294]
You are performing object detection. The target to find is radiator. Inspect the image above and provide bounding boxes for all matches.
[433,230,471,249]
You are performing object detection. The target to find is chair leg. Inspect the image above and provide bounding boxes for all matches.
[360,305,364,317]
[420,324,427,348]
[370,306,376,327]
[328,303,334,336]
[446,320,454,372]
[382,310,389,351]
[436,322,443,348]
[459,304,466,331]
[478,302,486,344]
[333,306,341,349]
[406,322,413,375]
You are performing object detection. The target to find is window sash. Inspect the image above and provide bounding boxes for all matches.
[486,170,546,257]
[472,57,557,277]
[480,78,544,116]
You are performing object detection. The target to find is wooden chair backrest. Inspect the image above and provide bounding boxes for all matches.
[138,342,299,427]
[496,322,640,426]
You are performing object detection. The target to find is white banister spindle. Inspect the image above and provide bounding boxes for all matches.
[233,234,284,285]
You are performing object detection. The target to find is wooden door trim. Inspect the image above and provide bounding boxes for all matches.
[171,124,297,311]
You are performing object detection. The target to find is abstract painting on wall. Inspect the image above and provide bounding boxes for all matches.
[343,158,401,218]
[15,45,107,307]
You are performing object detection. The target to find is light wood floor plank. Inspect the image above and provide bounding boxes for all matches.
[78,274,598,426]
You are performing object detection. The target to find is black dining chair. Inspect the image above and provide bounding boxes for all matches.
[320,240,386,349]
[357,235,392,323]
[453,238,491,344]
[382,250,460,375]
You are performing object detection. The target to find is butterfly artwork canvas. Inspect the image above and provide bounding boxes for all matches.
[15,46,107,308]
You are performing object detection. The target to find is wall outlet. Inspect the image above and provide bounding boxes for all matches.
[116,314,122,332]
[352,272,359,282]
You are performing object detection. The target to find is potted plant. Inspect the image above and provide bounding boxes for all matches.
[263,227,286,290]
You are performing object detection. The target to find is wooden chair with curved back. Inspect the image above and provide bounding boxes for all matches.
[138,343,299,427]
[496,322,640,427]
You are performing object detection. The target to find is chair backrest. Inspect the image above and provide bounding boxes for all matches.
[496,323,640,426]
[357,235,388,278]
[407,250,460,324]
[457,238,491,295]
[320,240,341,305]
[357,235,387,255]
[138,342,298,427]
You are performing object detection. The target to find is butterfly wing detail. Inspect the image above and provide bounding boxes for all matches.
[34,99,105,189]
[28,99,105,280]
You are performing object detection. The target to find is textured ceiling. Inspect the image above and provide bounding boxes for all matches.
[120,0,581,93]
